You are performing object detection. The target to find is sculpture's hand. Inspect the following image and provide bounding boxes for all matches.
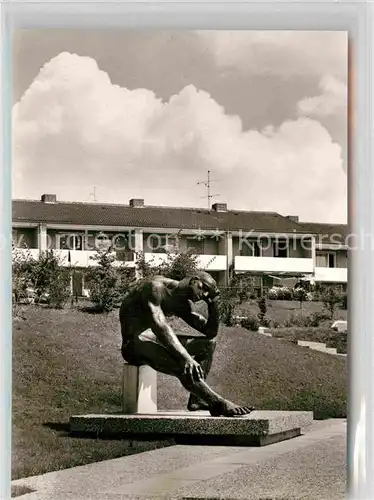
[183,357,204,384]
[203,287,220,304]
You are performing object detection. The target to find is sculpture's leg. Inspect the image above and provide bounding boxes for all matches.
[127,330,254,417]
[182,337,216,411]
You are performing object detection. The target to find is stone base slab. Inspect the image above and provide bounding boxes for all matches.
[70,410,313,447]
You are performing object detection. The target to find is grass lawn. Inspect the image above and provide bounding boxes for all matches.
[269,327,348,354]
[13,304,347,480]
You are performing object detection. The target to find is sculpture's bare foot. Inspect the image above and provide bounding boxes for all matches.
[209,401,255,417]
[187,395,210,411]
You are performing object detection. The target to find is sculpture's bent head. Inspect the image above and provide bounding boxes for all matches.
[178,271,219,302]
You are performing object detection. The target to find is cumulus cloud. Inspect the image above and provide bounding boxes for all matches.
[297,75,347,118]
[13,52,347,223]
[197,31,347,80]
[296,74,347,173]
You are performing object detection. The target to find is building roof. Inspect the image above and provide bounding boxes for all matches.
[299,222,348,244]
[12,198,313,234]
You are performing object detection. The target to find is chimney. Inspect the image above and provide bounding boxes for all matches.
[129,198,144,208]
[212,202,227,212]
[41,194,57,203]
[287,215,299,223]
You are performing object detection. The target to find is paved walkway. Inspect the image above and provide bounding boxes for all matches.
[12,419,346,500]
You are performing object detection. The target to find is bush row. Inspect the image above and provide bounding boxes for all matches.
[239,310,338,332]
[267,285,347,308]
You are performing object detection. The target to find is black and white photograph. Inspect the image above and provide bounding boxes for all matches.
[11,28,348,499]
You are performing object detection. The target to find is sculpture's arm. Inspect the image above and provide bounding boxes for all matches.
[148,300,205,381]
[146,283,193,363]
[179,297,220,339]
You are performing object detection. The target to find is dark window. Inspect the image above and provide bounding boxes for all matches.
[58,234,83,251]
[187,238,204,254]
[273,239,288,258]
[149,235,178,253]
[74,236,82,250]
[241,240,261,257]
[328,253,336,268]
[316,251,327,267]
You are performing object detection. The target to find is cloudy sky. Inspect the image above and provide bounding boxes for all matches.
[12,30,348,223]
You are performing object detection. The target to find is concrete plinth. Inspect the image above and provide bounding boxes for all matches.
[70,410,313,446]
[122,363,157,414]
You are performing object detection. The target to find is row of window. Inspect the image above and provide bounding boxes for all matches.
[56,235,290,257]
[12,230,346,267]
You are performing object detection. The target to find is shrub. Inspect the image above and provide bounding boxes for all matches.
[219,288,237,327]
[85,248,129,313]
[267,286,293,301]
[262,316,271,327]
[158,249,201,281]
[339,293,348,310]
[116,267,137,300]
[240,315,260,331]
[136,249,201,281]
[86,248,204,313]
[12,245,36,305]
[218,273,257,326]
[230,274,256,303]
[284,314,311,328]
[281,286,293,300]
[293,287,310,310]
[308,311,331,327]
[135,251,158,279]
[30,250,71,309]
[320,286,342,319]
[12,246,71,309]
[257,296,267,322]
[47,269,71,308]
[267,287,278,300]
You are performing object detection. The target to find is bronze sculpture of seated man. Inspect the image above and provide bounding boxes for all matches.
[119,271,254,417]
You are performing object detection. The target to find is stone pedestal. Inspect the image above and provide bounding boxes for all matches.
[122,363,157,414]
[70,410,314,447]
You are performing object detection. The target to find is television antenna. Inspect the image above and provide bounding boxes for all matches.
[89,186,98,202]
[197,170,220,210]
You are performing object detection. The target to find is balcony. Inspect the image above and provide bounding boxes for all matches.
[314,267,347,283]
[13,248,136,268]
[144,253,227,271]
[235,256,314,274]
[56,250,136,268]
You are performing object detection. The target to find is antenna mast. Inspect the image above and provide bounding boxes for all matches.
[197,170,220,210]
[89,186,97,202]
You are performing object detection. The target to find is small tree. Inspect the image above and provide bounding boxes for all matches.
[135,251,159,280]
[294,287,308,313]
[85,247,126,313]
[12,244,36,305]
[218,285,237,326]
[136,249,201,281]
[158,249,201,281]
[339,292,348,310]
[230,273,255,304]
[320,285,342,320]
[218,273,255,326]
[257,297,269,326]
[30,250,71,308]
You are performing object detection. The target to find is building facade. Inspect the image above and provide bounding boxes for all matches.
[12,194,348,296]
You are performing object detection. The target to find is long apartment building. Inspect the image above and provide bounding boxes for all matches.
[12,194,348,296]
